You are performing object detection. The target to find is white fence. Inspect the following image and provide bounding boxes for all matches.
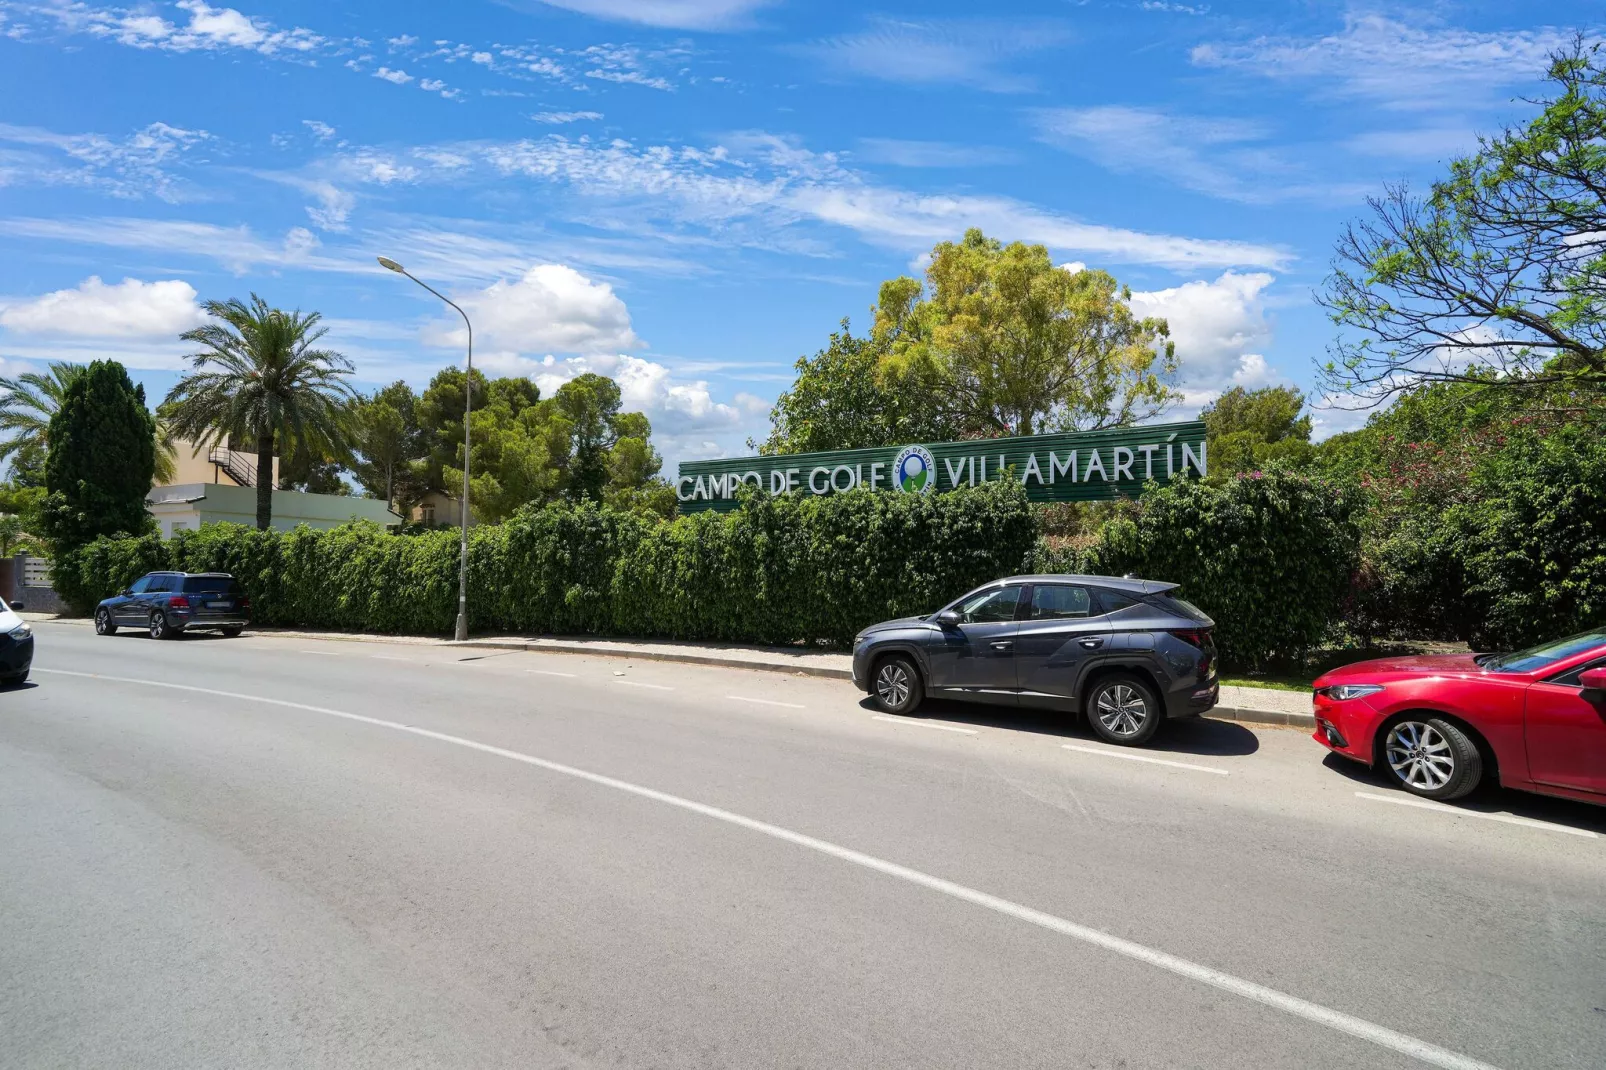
[22,556,50,585]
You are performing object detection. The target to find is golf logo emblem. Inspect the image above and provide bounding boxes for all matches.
[892,445,936,494]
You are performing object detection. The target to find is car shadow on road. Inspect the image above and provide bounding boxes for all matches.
[1320,752,1606,836]
[1,680,39,692]
[859,696,1260,756]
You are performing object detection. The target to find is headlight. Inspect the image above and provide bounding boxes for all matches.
[1318,683,1383,701]
[8,622,31,641]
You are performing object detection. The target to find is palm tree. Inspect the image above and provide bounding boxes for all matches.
[1,361,178,484]
[166,295,356,530]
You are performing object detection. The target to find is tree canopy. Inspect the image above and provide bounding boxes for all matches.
[1201,385,1313,475]
[38,360,156,552]
[1321,37,1606,403]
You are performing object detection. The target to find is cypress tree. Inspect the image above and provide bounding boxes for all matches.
[39,360,157,553]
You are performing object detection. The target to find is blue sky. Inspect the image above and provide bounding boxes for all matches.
[0,0,1584,470]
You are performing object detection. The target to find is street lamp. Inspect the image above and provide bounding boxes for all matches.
[379,255,473,642]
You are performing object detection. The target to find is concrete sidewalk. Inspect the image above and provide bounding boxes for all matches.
[27,613,1315,727]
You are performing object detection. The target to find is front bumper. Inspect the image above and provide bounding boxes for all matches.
[1311,692,1385,764]
[0,633,34,677]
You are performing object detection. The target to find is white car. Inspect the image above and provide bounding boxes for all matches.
[0,597,33,686]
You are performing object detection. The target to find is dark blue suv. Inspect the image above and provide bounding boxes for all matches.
[851,574,1218,746]
[95,571,251,640]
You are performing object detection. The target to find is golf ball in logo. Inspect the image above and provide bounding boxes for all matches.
[892,445,936,494]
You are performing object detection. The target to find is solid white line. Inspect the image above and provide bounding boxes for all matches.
[615,680,673,691]
[527,669,576,678]
[871,714,978,735]
[726,695,805,709]
[1062,743,1230,777]
[371,655,412,662]
[37,666,1503,1070]
[1354,791,1597,839]
[299,649,341,656]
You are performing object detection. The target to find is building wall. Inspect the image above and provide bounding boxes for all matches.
[162,439,280,489]
[147,483,400,533]
[412,490,471,527]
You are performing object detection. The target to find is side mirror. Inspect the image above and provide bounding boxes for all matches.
[7,600,21,611]
[936,609,961,628]
[120,589,133,597]
[1579,667,1606,695]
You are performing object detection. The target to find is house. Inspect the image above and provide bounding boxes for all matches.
[147,439,400,536]
[410,489,472,527]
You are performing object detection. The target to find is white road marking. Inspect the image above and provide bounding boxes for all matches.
[299,649,341,656]
[616,680,673,691]
[36,666,1504,1070]
[1062,743,1230,777]
[726,695,805,709]
[1354,791,1597,839]
[371,655,412,662]
[871,714,978,735]
[528,669,577,678]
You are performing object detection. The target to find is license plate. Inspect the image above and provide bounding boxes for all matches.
[207,601,231,609]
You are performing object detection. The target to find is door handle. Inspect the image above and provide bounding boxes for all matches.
[1077,637,1104,649]
[989,641,1013,651]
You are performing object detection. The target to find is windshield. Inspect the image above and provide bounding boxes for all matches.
[181,576,241,595]
[1480,630,1606,673]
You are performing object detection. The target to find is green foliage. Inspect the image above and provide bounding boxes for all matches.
[66,480,1039,646]
[1201,386,1313,477]
[0,361,83,474]
[756,320,960,454]
[1084,471,1362,668]
[39,360,156,552]
[874,228,1178,436]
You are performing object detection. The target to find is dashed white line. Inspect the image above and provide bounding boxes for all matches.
[1354,791,1597,839]
[527,669,577,678]
[726,695,805,709]
[371,655,412,662]
[1062,743,1229,777]
[871,714,978,735]
[615,680,673,691]
[35,666,1504,1070]
[299,649,342,656]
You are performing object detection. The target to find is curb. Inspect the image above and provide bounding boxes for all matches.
[1206,706,1315,729]
[453,638,854,681]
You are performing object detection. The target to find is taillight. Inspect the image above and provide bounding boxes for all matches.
[240,597,251,611]
[169,595,190,610]
[1168,630,1205,647]
[1170,629,1215,676]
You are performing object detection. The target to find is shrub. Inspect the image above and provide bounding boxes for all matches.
[1084,471,1362,668]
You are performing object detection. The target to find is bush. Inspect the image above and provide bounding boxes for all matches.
[1084,471,1362,668]
[63,480,1040,646]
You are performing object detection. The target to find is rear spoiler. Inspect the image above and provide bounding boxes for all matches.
[1126,577,1179,596]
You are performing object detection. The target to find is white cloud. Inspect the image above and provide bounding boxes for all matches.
[0,276,205,337]
[302,119,337,141]
[1192,14,1567,109]
[387,34,417,49]
[532,110,604,124]
[804,17,1071,92]
[426,264,642,355]
[0,120,210,200]
[0,216,347,275]
[471,50,494,64]
[374,66,413,84]
[1128,271,1278,398]
[523,0,772,31]
[40,0,325,56]
[856,138,1013,168]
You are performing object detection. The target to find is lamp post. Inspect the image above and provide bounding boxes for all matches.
[378,255,473,642]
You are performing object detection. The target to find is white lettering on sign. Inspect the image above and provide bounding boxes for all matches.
[676,475,695,501]
[1139,444,1157,480]
[1182,441,1207,476]
[694,475,708,500]
[1083,449,1108,482]
[870,462,885,490]
[1022,453,1043,485]
[770,470,787,494]
[1112,446,1134,482]
[786,468,801,492]
[831,465,856,492]
[1050,451,1076,483]
[809,467,831,494]
[944,457,966,488]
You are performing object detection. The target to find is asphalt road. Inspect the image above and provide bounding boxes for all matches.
[3,622,1604,1070]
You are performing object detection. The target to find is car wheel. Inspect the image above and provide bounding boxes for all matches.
[1381,717,1482,801]
[149,611,173,640]
[1087,673,1163,746]
[95,607,117,635]
[221,626,243,638]
[872,654,924,715]
[1,671,26,687]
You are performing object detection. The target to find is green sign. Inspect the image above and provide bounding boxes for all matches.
[677,420,1207,511]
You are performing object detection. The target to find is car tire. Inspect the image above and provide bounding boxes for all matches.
[221,626,243,638]
[149,611,174,640]
[95,607,117,635]
[1,671,26,687]
[1086,673,1163,746]
[1380,716,1483,801]
[872,654,924,716]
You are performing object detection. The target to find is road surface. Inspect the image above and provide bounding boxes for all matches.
[2,621,1603,1069]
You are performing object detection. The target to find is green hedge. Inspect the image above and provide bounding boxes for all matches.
[1084,471,1362,667]
[62,481,1039,646]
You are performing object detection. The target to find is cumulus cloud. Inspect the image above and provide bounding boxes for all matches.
[373,66,413,84]
[0,276,205,337]
[427,264,641,355]
[1128,271,1280,404]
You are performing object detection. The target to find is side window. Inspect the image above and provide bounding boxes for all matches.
[957,586,1022,624]
[1550,656,1606,687]
[128,575,152,595]
[146,574,174,594]
[1028,585,1092,620]
[1095,590,1142,615]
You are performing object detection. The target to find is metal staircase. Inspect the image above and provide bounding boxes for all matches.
[208,446,257,487]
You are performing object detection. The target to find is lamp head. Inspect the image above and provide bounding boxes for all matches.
[377,256,405,273]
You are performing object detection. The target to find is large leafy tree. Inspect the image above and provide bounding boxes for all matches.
[351,381,430,519]
[873,229,1177,437]
[166,295,356,530]
[1321,38,1606,402]
[755,320,962,454]
[1201,386,1313,476]
[38,360,157,552]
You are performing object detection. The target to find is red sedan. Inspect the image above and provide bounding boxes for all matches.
[1313,630,1606,804]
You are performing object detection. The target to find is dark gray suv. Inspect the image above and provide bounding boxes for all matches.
[851,574,1218,746]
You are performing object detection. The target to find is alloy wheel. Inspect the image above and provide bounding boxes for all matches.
[95,609,111,635]
[876,662,911,709]
[149,612,167,640]
[1096,684,1149,738]
[1385,721,1455,791]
